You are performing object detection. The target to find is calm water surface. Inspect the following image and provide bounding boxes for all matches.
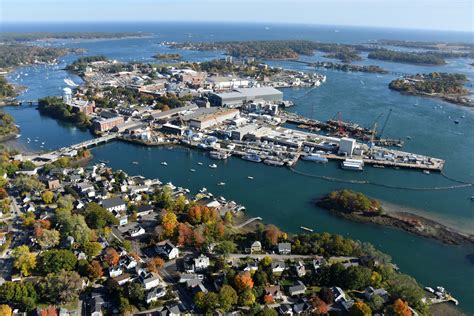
[2,23,473,312]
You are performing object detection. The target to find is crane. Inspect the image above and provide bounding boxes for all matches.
[379,109,393,139]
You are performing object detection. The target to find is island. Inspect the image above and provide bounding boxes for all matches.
[0,31,150,43]
[153,53,181,60]
[167,40,367,62]
[388,72,473,107]
[0,145,452,315]
[368,49,446,65]
[317,190,474,245]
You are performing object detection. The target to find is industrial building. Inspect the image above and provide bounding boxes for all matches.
[338,137,356,156]
[93,116,125,132]
[189,108,240,129]
[210,87,283,107]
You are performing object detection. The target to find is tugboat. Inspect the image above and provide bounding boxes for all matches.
[242,153,262,163]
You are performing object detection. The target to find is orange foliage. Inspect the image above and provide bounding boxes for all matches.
[40,306,58,316]
[188,205,219,225]
[216,222,225,238]
[312,296,329,314]
[147,257,165,273]
[177,223,194,246]
[263,294,274,304]
[104,248,120,266]
[193,231,205,248]
[87,260,104,280]
[37,219,51,229]
[34,226,43,238]
[264,224,282,246]
[392,299,411,316]
[234,271,254,292]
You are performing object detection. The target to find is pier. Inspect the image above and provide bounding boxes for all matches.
[234,217,263,229]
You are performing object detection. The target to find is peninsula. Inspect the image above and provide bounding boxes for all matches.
[389,73,473,107]
[316,190,474,245]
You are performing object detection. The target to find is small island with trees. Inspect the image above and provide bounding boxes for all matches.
[316,190,474,245]
[388,72,473,107]
[368,49,446,65]
[153,53,181,60]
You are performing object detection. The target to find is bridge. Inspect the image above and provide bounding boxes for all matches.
[24,133,119,166]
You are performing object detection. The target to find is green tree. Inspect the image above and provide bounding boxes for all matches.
[216,240,237,258]
[36,229,60,249]
[349,301,372,316]
[219,285,238,311]
[42,191,54,204]
[38,249,77,274]
[11,245,36,276]
[84,241,103,258]
[40,270,82,304]
[258,306,278,316]
[55,209,90,246]
[0,282,37,312]
[84,202,118,229]
[239,289,256,306]
[387,274,425,312]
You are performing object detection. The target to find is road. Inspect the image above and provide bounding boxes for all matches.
[228,253,314,260]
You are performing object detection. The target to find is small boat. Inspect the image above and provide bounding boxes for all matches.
[217,182,226,186]
[470,196,474,201]
[34,139,38,142]
[199,187,207,193]
[161,162,168,166]
[15,134,21,139]
[406,136,412,140]
[197,162,203,165]
[190,169,196,172]
[209,164,217,169]
[247,176,254,180]
[99,160,109,164]
[423,170,430,175]
[454,120,459,124]
[41,142,45,145]
[300,226,314,232]
[373,165,385,169]
[132,161,139,165]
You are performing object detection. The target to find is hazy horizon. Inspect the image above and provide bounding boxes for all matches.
[1,0,473,33]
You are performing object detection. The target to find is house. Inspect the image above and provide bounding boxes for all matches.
[119,216,128,226]
[155,240,179,260]
[265,285,284,301]
[90,295,104,316]
[179,273,204,283]
[186,278,208,294]
[102,197,127,212]
[194,255,210,271]
[243,260,259,272]
[295,261,306,277]
[136,204,154,217]
[108,266,123,278]
[120,256,138,270]
[140,271,162,290]
[312,256,324,271]
[293,298,312,314]
[129,226,145,237]
[271,261,286,273]
[363,287,389,302]
[289,281,306,296]
[278,242,291,255]
[279,304,294,315]
[250,241,262,253]
[332,287,347,302]
[113,273,131,286]
[146,287,166,304]
[46,179,61,190]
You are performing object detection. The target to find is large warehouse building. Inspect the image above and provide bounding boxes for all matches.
[189,108,240,129]
[210,87,283,107]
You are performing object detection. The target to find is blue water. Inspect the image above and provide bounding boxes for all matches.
[1,22,474,312]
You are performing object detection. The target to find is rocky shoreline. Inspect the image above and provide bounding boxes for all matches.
[316,196,474,245]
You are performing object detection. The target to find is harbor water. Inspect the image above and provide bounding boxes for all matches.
[1,22,473,312]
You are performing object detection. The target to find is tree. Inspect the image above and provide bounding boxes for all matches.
[0,282,37,311]
[194,292,207,310]
[11,245,36,276]
[261,256,272,267]
[264,225,281,246]
[216,240,237,258]
[84,202,118,229]
[42,191,54,204]
[126,282,145,305]
[224,211,233,224]
[219,285,238,311]
[40,271,82,304]
[0,304,12,316]
[161,210,177,237]
[147,257,165,273]
[87,260,104,280]
[234,272,254,292]
[56,195,75,211]
[84,241,103,258]
[368,295,385,313]
[258,306,278,316]
[177,223,193,246]
[311,296,329,314]
[263,294,274,304]
[38,249,77,274]
[386,299,412,316]
[342,266,372,290]
[104,248,120,266]
[387,274,425,311]
[36,229,60,249]
[239,289,256,306]
[319,287,335,304]
[39,305,58,316]
[55,209,90,246]
[349,301,372,316]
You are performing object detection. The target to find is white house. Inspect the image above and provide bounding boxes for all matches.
[140,272,162,290]
[156,240,179,260]
[102,196,127,212]
[130,226,145,237]
[194,255,210,271]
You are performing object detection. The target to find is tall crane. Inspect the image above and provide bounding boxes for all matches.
[379,108,393,139]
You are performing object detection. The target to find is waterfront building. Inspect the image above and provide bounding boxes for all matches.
[207,76,249,90]
[93,116,125,132]
[338,137,356,156]
[62,87,72,104]
[70,99,95,115]
[210,87,283,107]
[189,108,240,129]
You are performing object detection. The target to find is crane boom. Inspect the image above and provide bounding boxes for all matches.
[379,109,393,139]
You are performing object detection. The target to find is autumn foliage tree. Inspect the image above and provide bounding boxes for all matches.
[161,210,178,237]
[311,296,329,315]
[350,301,372,316]
[263,294,274,304]
[87,260,104,280]
[39,305,58,316]
[234,271,254,292]
[104,247,120,266]
[147,257,165,273]
[0,304,12,316]
[264,224,282,246]
[387,299,412,316]
[187,205,219,225]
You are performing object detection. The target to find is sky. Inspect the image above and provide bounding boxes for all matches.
[0,0,473,32]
